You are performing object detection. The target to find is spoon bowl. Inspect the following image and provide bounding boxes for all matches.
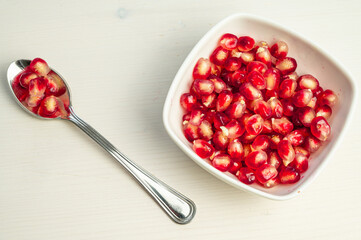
[7,59,196,224]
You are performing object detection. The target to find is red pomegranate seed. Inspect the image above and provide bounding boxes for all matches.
[247,70,266,90]
[318,89,338,107]
[183,122,199,142]
[201,93,217,108]
[298,107,316,127]
[26,77,47,107]
[197,120,213,141]
[237,167,256,184]
[255,164,278,184]
[240,52,255,65]
[212,130,229,150]
[210,63,221,76]
[290,153,308,173]
[294,146,310,158]
[278,140,295,166]
[228,138,244,161]
[285,130,305,146]
[310,116,331,141]
[212,154,233,172]
[216,90,233,112]
[263,177,279,188]
[240,132,258,144]
[279,79,297,98]
[298,74,319,93]
[237,36,255,52]
[270,134,282,149]
[303,135,321,153]
[29,58,50,76]
[253,100,272,119]
[281,98,295,117]
[227,100,246,119]
[282,72,299,81]
[230,69,247,87]
[229,161,242,174]
[205,110,216,123]
[213,112,230,129]
[219,33,238,50]
[264,68,281,91]
[208,75,227,93]
[251,135,270,151]
[268,151,282,169]
[275,57,297,75]
[182,113,191,122]
[262,119,273,134]
[193,79,215,95]
[232,93,246,103]
[230,49,242,58]
[240,82,262,100]
[243,144,252,158]
[193,58,212,79]
[245,150,268,169]
[224,57,242,71]
[292,89,313,107]
[279,166,300,184]
[264,90,278,100]
[307,97,318,109]
[189,109,205,126]
[38,95,59,117]
[245,114,264,135]
[270,41,288,59]
[314,86,324,98]
[255,47,272,67]
[210,150,224,161]
[19,72,38,88]
[254,41,269,51]
[272,117,293,135]
[222,119,245,138]
[210,46,229,66]
[316,105,332,120]
[246,61,268,74]
[267,97,283,118]
[193,139,215,159]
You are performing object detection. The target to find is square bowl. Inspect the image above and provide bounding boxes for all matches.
[163,13,357,200]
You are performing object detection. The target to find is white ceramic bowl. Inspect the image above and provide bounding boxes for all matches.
[163,13,357,200]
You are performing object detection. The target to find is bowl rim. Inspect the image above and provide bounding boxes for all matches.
[162,13,358,200]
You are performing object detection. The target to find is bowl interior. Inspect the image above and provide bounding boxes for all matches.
[164,14,356,199]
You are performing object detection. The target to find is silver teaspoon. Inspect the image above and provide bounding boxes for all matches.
[7,59,196,224]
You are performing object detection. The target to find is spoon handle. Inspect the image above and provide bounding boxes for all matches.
[67,108,196,224]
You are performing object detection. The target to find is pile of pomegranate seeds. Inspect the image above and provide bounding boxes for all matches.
[12,58,70,118]
[180,34,338,188]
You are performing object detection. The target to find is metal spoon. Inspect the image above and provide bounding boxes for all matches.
[7,59,196,224]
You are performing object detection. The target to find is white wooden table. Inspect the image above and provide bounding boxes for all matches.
[1,1,361,239]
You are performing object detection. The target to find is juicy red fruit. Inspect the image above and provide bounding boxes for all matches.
[237,36,255,52]
[255,164,278,184]
[270,41,288,59]
[310,116,331,141]
[219,33,238,50]
[29,58,51,76]
[193,58,211,79]
[212,154,233,172]
[216,90,233,112]
[180,93,197,112]
[245,150,268,169]
[279,166,300,184]
[193,139,215,159]
[237,167,256,184]
[245,114,264,135]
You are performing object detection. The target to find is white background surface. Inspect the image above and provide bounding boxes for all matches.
[0,0,360,239]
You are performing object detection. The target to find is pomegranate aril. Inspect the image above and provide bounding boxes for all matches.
[251,135,270,151]
[245,150,268,169]
[26,77,47,107]
[230,69,247,87]
[230,49,242,58]
[314,86,324,98]
[222,119,245,138]
[254,41,269,51]
[224,57,242,71]
[298,74,319,93]
[316,105,332,120]
[282,72,299,81]
[210,46,229,66]
[255,164,278,184]
[268,151,282,169]
[255,47,272,67]
[292,89,313,107]
[219,33,238,50]
[212,130,229,150]
[193,58,212,79]
[263,177,279,188]
[279,79,297,98]
[38,95,59,117]
[310,116,331,141]
[210,63,221,76]
[307,97,318,109]
[227,100,246,119]
[193,139,215,159]
[180,93,197,111]
[294,146,310,158]
[237,36,255,52]
[245,114,264,135]
[210,150,224,161]
[240,82,262,100]
[278,139,295,166]
[272,117,293,135]
[45,71,66,96]
[270,41,288,59]
[240,52,255,65]
[303,135,321,153]
[253,100,272,119]
[183,122,199,142]
[318,89,338,107]
[270,134,282,149]
[29,58,50,76]
[240,132,257,144]
[247,70,266,90]
[262,119,273,134]
[246,61,268,74]
[232,93,246,103]
[237,167,256,184]
[285,130,305,146]
[243,144,252,158]
[201,93,217,108]
[281,98,295,117]
[298,107,316,127]
[279,166,300,184]
[189,109,205,126]
[267,97,283,118]
[212,154,233,172]
[264,68,281,91]
[213,112,230,129]
[229,161,242,174]
[290,153,308,173]
[197,120,213,141]
[264,90,278,100]
[275,57,297,75]
[228,138,244,161]
[216,90,233,112]
[193,79,215,95]
[209,75,227,93]
[19,72,38,88]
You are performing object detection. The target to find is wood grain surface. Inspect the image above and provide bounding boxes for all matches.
[0,0,360,239]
